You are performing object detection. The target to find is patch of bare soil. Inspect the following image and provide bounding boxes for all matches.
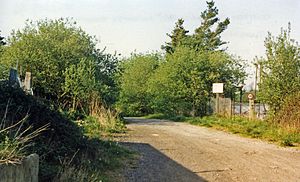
[117,118,300,182]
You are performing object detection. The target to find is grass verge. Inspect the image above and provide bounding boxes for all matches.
[144,114,300,147]
[143,113,186,122]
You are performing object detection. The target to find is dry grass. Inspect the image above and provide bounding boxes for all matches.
[88,92,124,134]
[0,114,49,164]
[53,151,101,182]
[274,92,300,131]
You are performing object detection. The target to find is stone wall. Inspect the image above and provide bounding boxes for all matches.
[0,154,39,182]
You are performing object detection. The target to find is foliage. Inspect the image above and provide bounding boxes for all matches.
[258,24,300,114]
[185,116,300,147]
[162,1,230,53]
[191,0,230,51]
[1,18,94,100]
[0,81,130,181]
[123,1,242,117]
[54,140,132,182]
[93,51,120,106]
[0,116,48,164]
[273,91,300,130]
[148,47,245,116]
[0,81,86,180]
[62,58,96,111]
[0,18,119,110]
[116,53,160,116]
[54,164,101,182]
[82,98,125,137]
[162,19,189,54]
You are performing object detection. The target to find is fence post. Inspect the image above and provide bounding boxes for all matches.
[24,72,32,93]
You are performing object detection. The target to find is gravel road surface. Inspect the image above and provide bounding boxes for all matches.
[119,117,300,182]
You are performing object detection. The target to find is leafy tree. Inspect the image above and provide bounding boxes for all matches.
[1,19,95,100]
[192,0,230,51]
[258,24,300,114]
[119,1,242,117]
[0,18,118,108]
[116,54,160,116]
[148,47,245,116]
[93,50,120,106]
[162,19,189,54]
[62,58,96,111]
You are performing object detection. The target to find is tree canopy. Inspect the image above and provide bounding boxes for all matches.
[117,1,245,117]
[162,1,230,54]
[162,19,189,54]
[192,0,230,51]
[116,53,160,116]
[149,47,245,116]
[0,18,119,111]
[258,24,300,114]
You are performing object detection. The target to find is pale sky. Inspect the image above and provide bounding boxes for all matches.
[1,0,300,78]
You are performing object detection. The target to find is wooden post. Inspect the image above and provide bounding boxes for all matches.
[24,72,31,91]
[216,93,220,114]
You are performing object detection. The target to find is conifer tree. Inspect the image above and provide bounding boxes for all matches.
[192,0,230,51]
[162,18,189,54]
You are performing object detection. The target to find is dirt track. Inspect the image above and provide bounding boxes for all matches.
[118,117,300,182]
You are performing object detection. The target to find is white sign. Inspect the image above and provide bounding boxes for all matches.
[212,83,224,93]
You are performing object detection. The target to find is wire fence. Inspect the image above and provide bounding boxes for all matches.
[210,97,268,119]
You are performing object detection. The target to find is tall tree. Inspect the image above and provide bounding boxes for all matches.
[148,47,246,116]
[0,19,119,108]
[116,53,160,116]
[192,0,230,51]
[162,19,189,54]
[258,24,300,114]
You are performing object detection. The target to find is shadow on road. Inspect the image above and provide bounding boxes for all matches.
[121,142,207,182]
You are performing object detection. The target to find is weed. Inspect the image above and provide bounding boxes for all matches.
[160,114,300,147]
[88,94,125,135]
[0,114,48,164]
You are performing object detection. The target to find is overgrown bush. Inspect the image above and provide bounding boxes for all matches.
[258,25,300,114]
[0,81,86,180]
[87,93,125,135]
[116,53,160,116]
[148,47,244,116]
[272,92,300,130]
[0,81,130,181]
[0,18,120,112]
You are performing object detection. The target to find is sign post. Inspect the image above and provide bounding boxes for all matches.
[248,93,255,119]
[212,83,224,114]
